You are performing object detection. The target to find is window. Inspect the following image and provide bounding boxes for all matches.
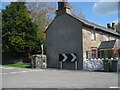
[106,35,109,41]
[86,47,98,59]
[104,35,108,41]
[91,47,97,58]
[100,33,103,41]
[91,31,96,40]
[92,49,97,58]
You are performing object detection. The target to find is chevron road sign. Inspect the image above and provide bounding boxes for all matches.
[59,53,77,70]
[59,53,77,62]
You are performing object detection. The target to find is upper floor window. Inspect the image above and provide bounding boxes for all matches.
[100,33,103,41]
[104,35,108,41]
[106,35,109,41]
[91,31,96,40]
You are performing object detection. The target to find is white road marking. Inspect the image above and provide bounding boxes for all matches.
[5,67,15,69]
[2,69,44,75]
[40,69,44,71]
[28,69,44,72]
[28,70,34,72]
[1,67,15,69]
[2,73,9,75]
[1,66,44,75]
[10,72,18,74]
[20,71,28,73]
[33,70,40,71]
[0,67,4,69]
[101,73,111,74]
[109,86,119,88]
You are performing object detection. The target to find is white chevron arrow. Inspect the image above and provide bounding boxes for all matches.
[62,54,67,62]
[71,54,77,62]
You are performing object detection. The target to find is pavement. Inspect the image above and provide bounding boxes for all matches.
[1,66,119,88]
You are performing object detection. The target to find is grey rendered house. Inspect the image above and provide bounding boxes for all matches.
[45,1,120,70]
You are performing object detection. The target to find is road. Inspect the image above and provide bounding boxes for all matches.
[1,66,119,88]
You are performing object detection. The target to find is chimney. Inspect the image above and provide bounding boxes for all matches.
[112,21,115,30]
[107,23,111,29]
[56,0,71,16]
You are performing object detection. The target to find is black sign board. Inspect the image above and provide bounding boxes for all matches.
[59,53,77,62]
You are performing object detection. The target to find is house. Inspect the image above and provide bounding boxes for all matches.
[45,1,120,70]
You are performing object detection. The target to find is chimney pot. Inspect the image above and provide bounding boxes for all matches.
[112,21,115,30]
[107,23,111,29]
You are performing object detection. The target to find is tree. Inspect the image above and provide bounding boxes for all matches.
[26,2,85,49]
[2,2,41,60]
[70,3,85,19]
[26,2,84,54]
[26,2,55,53]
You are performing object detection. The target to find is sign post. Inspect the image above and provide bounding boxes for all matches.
[75,61,77,70]
[41,44,43,55]
[41,44,43,68]
[59,53,77,70]
[60,62,63,69]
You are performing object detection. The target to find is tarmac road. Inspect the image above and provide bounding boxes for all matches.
[1,66,119,88]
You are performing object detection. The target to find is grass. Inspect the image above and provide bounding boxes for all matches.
[3,62,31,68]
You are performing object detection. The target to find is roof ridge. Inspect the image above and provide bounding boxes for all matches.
[71,14,109,29]
[67,13,120,36]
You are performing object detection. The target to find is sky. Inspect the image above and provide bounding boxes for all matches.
[70,2,118,27]
[1,1,119,28]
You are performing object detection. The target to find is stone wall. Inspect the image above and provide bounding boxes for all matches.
[83,58,120,72]
[82,27,120,59]
[31,54,47,69]
[83,58,103,71]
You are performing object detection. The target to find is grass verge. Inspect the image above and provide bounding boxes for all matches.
[3,62,31,68]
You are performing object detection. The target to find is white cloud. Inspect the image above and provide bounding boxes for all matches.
[93,0,119,16]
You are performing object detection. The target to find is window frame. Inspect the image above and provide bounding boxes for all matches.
[91,30,96,41]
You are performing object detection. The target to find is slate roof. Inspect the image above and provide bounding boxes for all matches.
[45,13,120,37]
[98,40,116,49]
[67,14,120,37]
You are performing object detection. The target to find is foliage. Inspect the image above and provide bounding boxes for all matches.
[69,3,85,19]
[26,2,55,53]
[26,2,85,54]
[2,2,41,59]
